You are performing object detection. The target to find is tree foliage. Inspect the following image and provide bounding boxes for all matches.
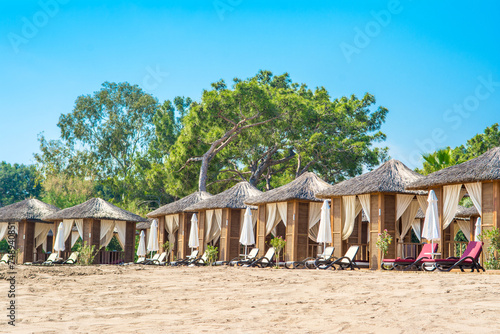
[0,162,42,207]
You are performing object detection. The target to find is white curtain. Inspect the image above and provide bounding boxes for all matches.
[465,182,482,215]
[443,184,463,229]
[398,200,420,256]
[71,231,80,247]
[251,209,258,228]
[34,223,52,251]
[412,219,421,242]
[396,194,414,221]
[265,203,278,235]
[62,219,74,243]
[457,220,472,241]
[213,209,223,245]
[165,215,179,246]
[358,194,371,222]
[0,222,9,241]
[100,220,115,247]
[115,221,127,249]
[74,219,84,239]
[276,202,287,227]
[417,195,428,214]
[308,202,323,241]
[342,196,362,240]
[205,210,214,241]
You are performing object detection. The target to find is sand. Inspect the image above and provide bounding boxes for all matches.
[1,265,500,333]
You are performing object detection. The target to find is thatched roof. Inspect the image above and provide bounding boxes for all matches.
[184,182,262,211]
[136,218,153,230]
[455,205,480,218]
[316,159,426,198]
[44,198,147,222]
[407,147,500,190]
[0,199,59,223]
[147,191,212,218]
[245,172,331,205]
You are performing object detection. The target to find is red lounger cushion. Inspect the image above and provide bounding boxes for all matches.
[382,259,414,263]
[421,258,473,264]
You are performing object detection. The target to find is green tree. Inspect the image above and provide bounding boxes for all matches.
[416,148,456,175]
[0,162,42,207]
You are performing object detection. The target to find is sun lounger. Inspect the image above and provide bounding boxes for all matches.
[420,241,485,272]
[63,252,79,264]
[170,250,199,266]
[25,253,62,266]
[229,248,260,266]
[249,247,275,268]
[190,251,210,266]
[381,243,438,271]
[0,254,9,264]
[327,246,360,270]
[140,253,160,265]
[284,246,335,269]
[145,252,167,265]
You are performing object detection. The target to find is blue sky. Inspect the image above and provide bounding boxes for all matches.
[1,1,499,169]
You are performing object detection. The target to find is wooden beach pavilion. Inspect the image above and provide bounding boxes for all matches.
[244,172,331,262]
[147,191,212,261]
[406,146,500,259]
[316,159,427,269]
[183,182,262,262]
[44,198,146,263]
[0,199,59,263]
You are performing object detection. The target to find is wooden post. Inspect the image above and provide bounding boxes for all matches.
[16,220,35,264]
[124,221,135,262]
[256,204,266,257]
[368,194,379,269]
[331,197,343,259]
[158,216,165,253]
[219,209,229,261]
[285,201,296,262]
[198,210,205,254]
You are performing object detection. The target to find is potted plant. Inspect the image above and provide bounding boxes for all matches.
[269,236,286,269]
[376,229,392,262]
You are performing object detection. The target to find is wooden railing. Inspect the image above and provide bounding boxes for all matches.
[445,241,468,258]
[98,250,125,264]
[346,243,369,261]
[399,242,424,259]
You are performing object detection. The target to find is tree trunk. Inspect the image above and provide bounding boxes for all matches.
[198,154,210,192]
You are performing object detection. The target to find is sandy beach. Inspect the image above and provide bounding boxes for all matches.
[1,265,500,333]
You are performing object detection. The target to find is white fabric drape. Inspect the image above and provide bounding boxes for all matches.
[34,223,52,251]
[308,202,323,241]
[400,200,420,241]
[205,210,214,241]
[115,221,127,249]
[265,203,278,235]
[342,196,362,240]
[475,217,482,241]
[62,219,73,243]
[276,202,287,227]
[251,209,258,228]
[443,184,463,229]
[465,182,482,215]
[100,220,115,247]
[417,195,428,215]
[165,214,179,246]
[412,219,421,242]
[213,209,223,244]
[74,219,84,239]
[457,220,472,241]
[358,194,371,222]
[396,195,414,221]
[0,222,9,241]
[71,231,80,247]
[317,200,332,244]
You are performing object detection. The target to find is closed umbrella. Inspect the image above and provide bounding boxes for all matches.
[239,207,255,259]
[317,200,332,253]
[421,190,440,258]
[147,219,159,258]
[137,230,147,257]
[53,222,65,258]
[188,213,199,251]
[474,217,482,241]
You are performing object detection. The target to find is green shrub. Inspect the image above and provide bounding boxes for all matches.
[480,228,500,270]
[205,245,218,265]
[269,236,286,269]
[77,241,98,265]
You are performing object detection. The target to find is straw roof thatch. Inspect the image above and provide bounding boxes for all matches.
[0,199,59,223]
[407,147,500,190]
[316,159,426,198]
[136,218,153,230]
[44,198,147,222]
[147,191,212,218]
[244,172,331,205]
[184,182,262,211]
[455,205,480,218]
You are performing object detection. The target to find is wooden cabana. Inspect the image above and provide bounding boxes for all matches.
[183,182,262,262]
[44,198,146,264]
[0,199,59,263]
[406,147,500,259]
[146,191,212,261]
[316,160,426,269]
[244,172,331,262]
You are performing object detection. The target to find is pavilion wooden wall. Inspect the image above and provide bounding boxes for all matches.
[220,208,242,262]
[256,204,266,257]
[177,212,192,259]
[16,220,35,263]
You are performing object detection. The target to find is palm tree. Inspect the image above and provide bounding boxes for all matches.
[421,148,456,175]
